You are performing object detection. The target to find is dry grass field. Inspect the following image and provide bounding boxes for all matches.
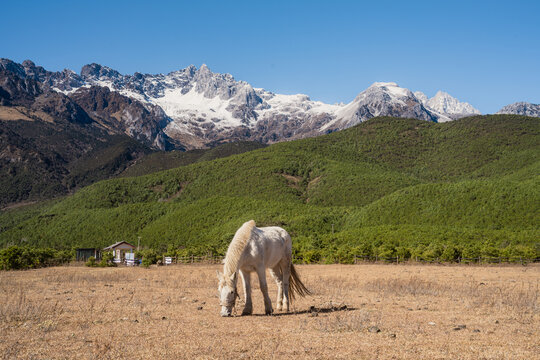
[0,263,538,359]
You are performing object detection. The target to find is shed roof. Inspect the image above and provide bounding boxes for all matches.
[103,241,136,250]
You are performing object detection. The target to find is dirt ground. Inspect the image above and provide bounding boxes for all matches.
[0,263,538,359]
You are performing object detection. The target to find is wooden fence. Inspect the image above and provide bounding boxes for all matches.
[163,255,225,265]
[160,254,538,266]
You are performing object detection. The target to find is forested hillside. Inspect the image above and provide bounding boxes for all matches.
[1,115,538,262]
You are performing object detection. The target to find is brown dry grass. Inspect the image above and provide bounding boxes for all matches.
[0,264,538,359]
[0,106,55,123]
[0,106,33,121]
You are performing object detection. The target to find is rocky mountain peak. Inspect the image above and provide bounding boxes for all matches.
[182,65,197,77]
[0,58,27,79]
[370,81,399,88]
[414,91,428,103]
[496,102,540,117]
[350,82,419,107]
[80,63,122,81]
[21,59,36,68]
[0,68,43,106]
[197,63,211,75]
[325,82,437,130]
[70,85,172,149]
[414,89,481,120]
[429,91,480,115]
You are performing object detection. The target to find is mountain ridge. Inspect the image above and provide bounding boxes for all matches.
[415,90,481,121]
[2,58,537,207]
[496,102,540,117]
[1,58,485,149]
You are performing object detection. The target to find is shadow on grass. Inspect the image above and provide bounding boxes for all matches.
[250,305,356,317]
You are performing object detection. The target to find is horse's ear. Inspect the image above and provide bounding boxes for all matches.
[229,272,237,282]
[216,270,223,280]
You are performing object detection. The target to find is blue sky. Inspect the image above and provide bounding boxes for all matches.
[2,0,539,113]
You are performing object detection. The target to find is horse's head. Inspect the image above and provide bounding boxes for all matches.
[216,270,238,317]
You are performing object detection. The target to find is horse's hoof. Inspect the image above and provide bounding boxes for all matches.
[265,309,273,315]
[241,309,252,316]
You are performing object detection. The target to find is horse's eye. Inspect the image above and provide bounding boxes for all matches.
[230,291,233,295]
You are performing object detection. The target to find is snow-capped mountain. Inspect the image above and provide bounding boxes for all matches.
[415,90,480,121]
[324,82,438,131]
[496,102,540,117]
[52,62,342,147]
[0,58,484,149]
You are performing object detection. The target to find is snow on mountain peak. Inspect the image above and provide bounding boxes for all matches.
[324,81,438,130]
[496,102,540,117]
[414,89,481,120]
[366,82,413,99]
[414,91,428,103]
[426,91,480,117]
[370,81,399,88]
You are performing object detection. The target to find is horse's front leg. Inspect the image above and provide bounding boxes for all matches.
[256,266,273,315]
[239,269,252,315]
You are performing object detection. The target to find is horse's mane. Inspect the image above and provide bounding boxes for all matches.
[223,220,256,278]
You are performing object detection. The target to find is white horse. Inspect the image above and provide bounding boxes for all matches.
[217,220,310,317]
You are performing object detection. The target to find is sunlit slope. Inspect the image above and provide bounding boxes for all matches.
[1,115,538,259]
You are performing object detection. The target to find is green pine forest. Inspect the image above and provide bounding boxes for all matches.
[1,115,539,264]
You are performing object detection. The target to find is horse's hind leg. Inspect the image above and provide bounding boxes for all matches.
[239,269,252,315]
[281,259,291,312]
[256,266,273,315]
[270,267,283,311]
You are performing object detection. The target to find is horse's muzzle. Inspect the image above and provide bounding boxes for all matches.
[220,306,232,317]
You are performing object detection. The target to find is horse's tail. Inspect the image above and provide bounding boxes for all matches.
[289,264,311,302]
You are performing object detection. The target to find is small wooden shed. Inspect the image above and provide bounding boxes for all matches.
[76,248,101,262]
[103,241,136,264]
